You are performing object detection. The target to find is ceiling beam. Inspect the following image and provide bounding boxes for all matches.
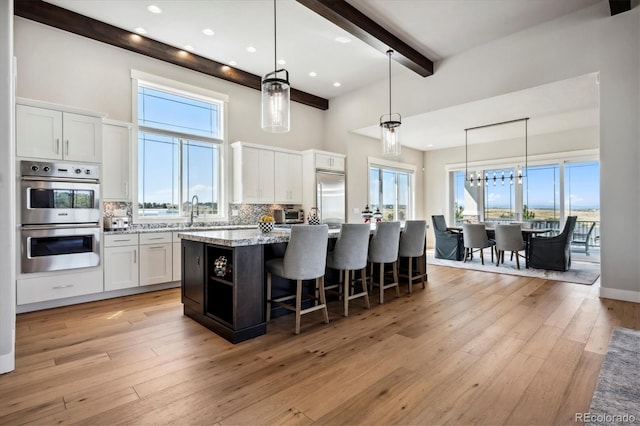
[296,0,434,77]
[13,0,329,110]
[609,0,632,15]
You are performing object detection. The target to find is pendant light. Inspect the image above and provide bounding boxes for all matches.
[380,49,401,156]
[261,0,290,133]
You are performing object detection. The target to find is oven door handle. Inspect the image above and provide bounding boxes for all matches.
[21,176,100,184]
[21,223,100,231]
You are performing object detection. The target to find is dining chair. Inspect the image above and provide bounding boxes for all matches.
[431,215,464,260]
[368,221,401,304]
[265,224,329,334]
[529,216,577,271]
[462,223,495,265]
[495,223,526,269]
[398,220,427,293]
[325,223,371,316]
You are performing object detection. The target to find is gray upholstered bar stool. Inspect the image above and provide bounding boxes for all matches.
[326,223,371,316]
[368,221,401,304]
[266,224,329,334]
[398,220,428,293]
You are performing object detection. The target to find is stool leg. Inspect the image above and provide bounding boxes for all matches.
[343,269,349,317]
[408,257,413,294]
[318,276,329,324]
[393,261,400,298]
[361,268,370,309]
[295,279,302,335]
[379,263,385,304]
[266,271,272,322]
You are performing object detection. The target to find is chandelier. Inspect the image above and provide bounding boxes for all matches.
[465,118,529,187]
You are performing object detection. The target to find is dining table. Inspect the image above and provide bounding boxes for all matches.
[447,225,553,268]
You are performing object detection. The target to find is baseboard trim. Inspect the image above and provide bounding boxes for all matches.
[599,287,640,303]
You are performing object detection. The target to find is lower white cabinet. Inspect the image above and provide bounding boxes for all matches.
[17,269,103,305]
[104,234,139,291]
[139,232,173,286]
[172,233,181,282]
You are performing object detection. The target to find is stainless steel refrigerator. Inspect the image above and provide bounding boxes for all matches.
[316,171,346,227]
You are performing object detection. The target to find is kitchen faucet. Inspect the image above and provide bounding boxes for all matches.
[189,195,199,226]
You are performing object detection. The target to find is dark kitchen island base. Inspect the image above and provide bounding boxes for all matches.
[183,305,266,344]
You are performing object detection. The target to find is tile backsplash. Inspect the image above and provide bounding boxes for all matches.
[103,201,298,229]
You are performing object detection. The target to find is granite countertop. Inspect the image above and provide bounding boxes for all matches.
[103,224,256,235]
[178,227,342,247]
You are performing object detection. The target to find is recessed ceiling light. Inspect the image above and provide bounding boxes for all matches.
[184,45,195,51]
[202,28,215,36]
[134,27,147,35]
[229,60,237,66]
[427,144,434,147]
[333,82,341,87]
[335,36,351,44]
[308,71,317,77]
[147,5,162,14]
[246,46,257,53]
[277,59,286,65]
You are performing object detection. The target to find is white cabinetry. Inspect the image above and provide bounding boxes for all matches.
[232,142,305,204]
[232,142,275,203]
[17,269,103,305]
[173,233,182,282]
[16,103,102,162]
[104,234,139,291]
[139,232,173,286]
[102,122,132,200]
[314,152,345,172]
[274,151,302,203]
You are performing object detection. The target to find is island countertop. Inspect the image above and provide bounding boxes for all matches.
[178,227,342,247]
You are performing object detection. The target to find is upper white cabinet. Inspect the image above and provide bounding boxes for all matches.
[232,142,275,204]
[16,103,103,162]
[315,152,345,172]
[102,122,132,201]
[274,151,303,204]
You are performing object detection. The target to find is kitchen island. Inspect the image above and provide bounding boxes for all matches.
[177,228,340,343]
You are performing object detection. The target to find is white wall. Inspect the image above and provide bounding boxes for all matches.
[13,18,325,152]
[0,0,15,374]
[327,2,640,302]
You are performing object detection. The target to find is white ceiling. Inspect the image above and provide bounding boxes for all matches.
[42,0,602,151]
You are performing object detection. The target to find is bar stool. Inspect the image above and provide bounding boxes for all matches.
[398,220,427,293]
[266,224,329,334]
[326,223,371,316]
[368,221,401,304]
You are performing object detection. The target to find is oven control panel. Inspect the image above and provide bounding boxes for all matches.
[21,161,100,180]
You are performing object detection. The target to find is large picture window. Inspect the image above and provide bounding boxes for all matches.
[369,160,415,222]
[134,77,225,219]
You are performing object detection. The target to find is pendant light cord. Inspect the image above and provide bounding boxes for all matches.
[273,0,277,72]
[387,49,393,116]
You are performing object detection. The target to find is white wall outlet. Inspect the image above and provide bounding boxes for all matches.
[231,209,239,217]
[353,208,360,214]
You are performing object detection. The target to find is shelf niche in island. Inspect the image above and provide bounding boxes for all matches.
[181,239,265,343]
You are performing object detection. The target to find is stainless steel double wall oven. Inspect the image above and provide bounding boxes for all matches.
[20,160,101,273]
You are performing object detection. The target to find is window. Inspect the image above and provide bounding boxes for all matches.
[134,76,225,219]
[368,160,415,222]
[483,167,516,222]
[524,164,560,223]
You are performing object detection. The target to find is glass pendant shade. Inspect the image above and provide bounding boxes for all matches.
[380,113,401,156]
[261,69,290,133]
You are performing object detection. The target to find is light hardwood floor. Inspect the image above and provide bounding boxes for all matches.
[1,265,638,425]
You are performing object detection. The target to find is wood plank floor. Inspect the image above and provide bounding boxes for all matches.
[2,265,638,425]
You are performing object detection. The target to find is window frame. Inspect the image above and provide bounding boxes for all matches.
[131,70,229,223]
[445,149,599,226]
[367,156,417,223]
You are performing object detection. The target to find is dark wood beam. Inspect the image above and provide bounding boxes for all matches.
[609,0,632,15]
[13,0,329,110]
[296,0,433,77]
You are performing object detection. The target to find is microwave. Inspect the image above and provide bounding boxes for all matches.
[274,209,304,224]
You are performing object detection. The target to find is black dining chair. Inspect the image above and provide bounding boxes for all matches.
[529,216,577,271]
